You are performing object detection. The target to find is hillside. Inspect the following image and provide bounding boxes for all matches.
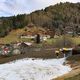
[0,2,80,38]
[0,26,52,44]
[25,2,80,34]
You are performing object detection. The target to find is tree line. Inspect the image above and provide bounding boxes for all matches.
[0,2,80,37]
[0,14,28,37]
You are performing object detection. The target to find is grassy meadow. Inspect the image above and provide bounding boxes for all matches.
[0,28,80,46]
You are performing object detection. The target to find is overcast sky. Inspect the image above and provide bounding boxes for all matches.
[0,0,80,17]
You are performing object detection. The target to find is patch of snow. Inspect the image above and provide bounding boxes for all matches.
[24,42,32,46]
[0,58,72,80]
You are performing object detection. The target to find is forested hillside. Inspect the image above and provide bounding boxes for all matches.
[0,2,80,37]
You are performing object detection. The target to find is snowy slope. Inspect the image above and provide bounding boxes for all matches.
[0,58,71,80]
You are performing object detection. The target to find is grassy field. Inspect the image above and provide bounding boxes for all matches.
[71,37,80,45]
[0,29,25,44]
[0,27,46,44]
[0,28,80,45]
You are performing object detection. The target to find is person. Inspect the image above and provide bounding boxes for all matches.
[55,50,59,58]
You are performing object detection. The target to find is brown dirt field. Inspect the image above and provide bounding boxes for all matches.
[0,49,64,64]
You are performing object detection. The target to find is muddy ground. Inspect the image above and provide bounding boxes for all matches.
[0,47,64,64]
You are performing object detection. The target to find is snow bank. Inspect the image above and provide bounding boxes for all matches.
[0,58,71,80]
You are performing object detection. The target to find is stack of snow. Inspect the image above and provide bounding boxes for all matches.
[0,58,71,80]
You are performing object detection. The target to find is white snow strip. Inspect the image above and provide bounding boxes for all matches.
[0,58,72,80]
